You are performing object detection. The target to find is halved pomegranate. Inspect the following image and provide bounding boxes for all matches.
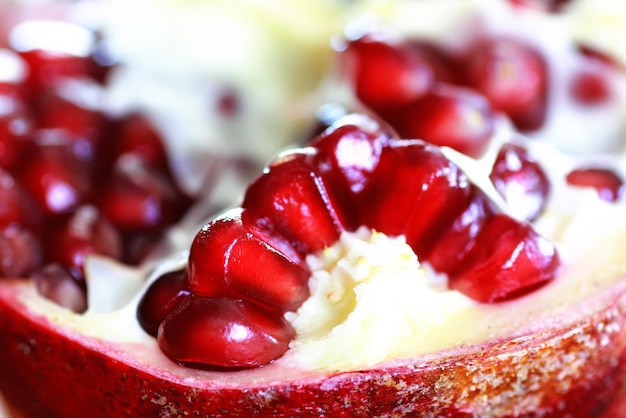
[134,114,561,370]
[1,1,626,417]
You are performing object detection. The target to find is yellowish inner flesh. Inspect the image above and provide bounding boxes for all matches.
[284,191,626,371]
[287,228,475,369]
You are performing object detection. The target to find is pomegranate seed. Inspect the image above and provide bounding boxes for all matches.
[137,269,190,337]
[44,205,123,273]
[489,142,551,221]
[359,139,472,257]
[408,41,460,84]
[342,34,434,111]
[311,113,391,195]
[98,155,183,232]
[9,20,95,94]
[570,69,612,105]
[463,38,548,131]
[386,84,495,158]
[215,87,240,117]
[241,149,351,256]
[187,208,310,312]
[0,224,42,277]
[449,214,560,303]
[158,295,295,368]
[0,112,32,172]
[18,143,90,215]
[566,167,624,202]
[113,113,168,169]
[31,263,87,313]
[0,167,41,229]
[425,188,495,274]
[35,93,105,165]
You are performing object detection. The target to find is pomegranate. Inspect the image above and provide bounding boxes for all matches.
[1,0,626,417]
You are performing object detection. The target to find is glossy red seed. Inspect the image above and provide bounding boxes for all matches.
[408,41,460,84]
[242,149,350,256]
[136,269,190,337]
[35,93,104,165]
[342,34,434,111]
[0,167,41,229]
[0,224,42,277]
[18,144,90,215]
[386,84,495,158]
[449,214,560,303]
[187,208,310,312]
[311,113,391,195]
[359,139,472,257]
[570,69,612,105]
[122,231,164,265]
[30,263,87,313]
[113,113,168,169]
[10,21,94,94]
[463,38,548,131]
[44,205,123,273]
[425,188,495,274]
[489,142,551,221]
[0,112,32,172]
[98,155,183,232]
[158,295,295,368]
[566,167,624,202]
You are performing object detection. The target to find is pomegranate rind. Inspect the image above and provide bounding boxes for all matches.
[2,279,626,417]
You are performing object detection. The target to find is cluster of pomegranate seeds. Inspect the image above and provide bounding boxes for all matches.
[339,31,616,157]
[138,114,561,369]
[0,21,193,312]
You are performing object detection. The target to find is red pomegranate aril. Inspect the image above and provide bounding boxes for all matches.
[158,295,295,369]
[342,34,434,111]
[0,224,42,278]
[449,214,560,303]
[137,269,190,337]
[30,263,87,313]
[242,149,350,256]
[187,208,310,312]
[566,167,624,202]
[408,41,460,84]
[44,205,123,274]
[35,93,104,165]
[9,20,95,95]
[425,188,495,275]
[0,167,41,229]
[20,48,90,95]
[386,84,496,158]
[489,142,551,221]
[463,38,548,131]
[18,144,90,215]
[311,113,392,196]
[112,113,168,170]
[0,113,32,172]
[98,155,183,232]
[570,69,612,105]
[359,139,472,257]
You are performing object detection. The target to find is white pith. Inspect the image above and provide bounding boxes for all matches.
[4,0,626,376]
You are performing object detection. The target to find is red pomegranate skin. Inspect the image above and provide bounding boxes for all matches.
[2,280,626,418]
